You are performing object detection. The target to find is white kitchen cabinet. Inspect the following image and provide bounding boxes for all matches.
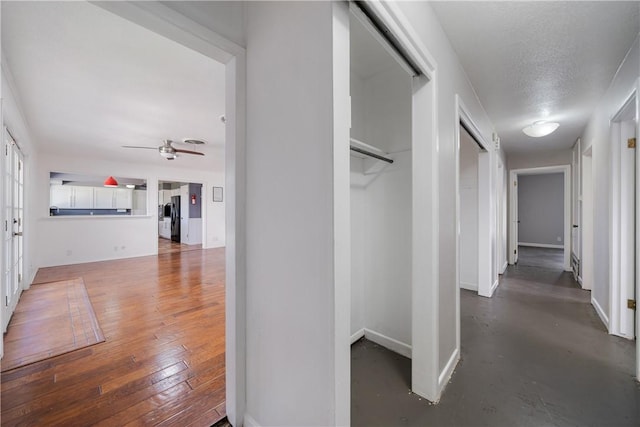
[50,185,73,208]
[158,218,172,239]
[94,187,114,209]
[115,189,133,209]
[50,185,93,209]
[73,186,93,208]
[92,188,132,209]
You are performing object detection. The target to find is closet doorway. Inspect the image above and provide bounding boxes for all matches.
[349,0,415,412]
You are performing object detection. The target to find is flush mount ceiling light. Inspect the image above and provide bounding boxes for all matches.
[126,184,135,189]
[522,120,560,138]
[103,176,118,187]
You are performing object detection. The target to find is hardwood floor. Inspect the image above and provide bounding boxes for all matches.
[1,248,226,426]
[157,238,203,255]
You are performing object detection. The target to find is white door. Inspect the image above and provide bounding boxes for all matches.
[3,129,24,332]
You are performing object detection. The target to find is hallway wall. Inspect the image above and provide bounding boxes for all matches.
[580,35,640,327]
[396,1,502,386]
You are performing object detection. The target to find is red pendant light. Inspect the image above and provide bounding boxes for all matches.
[104,176,118,187]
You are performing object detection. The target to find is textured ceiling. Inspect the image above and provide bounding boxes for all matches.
[2,1,225,169]
[430,1,640,153]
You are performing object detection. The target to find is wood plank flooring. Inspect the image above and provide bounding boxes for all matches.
[1,248,225,426]
[157,238,202,255]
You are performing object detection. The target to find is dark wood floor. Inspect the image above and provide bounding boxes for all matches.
[1,248,226,426]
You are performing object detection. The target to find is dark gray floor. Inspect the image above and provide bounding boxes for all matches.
[352,248,640,426]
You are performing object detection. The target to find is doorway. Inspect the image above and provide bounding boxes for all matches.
[2,128,24,333]
[157,180,205,254]
[509,166,572,272]
[458,124,481,293]
[349,0,414,378]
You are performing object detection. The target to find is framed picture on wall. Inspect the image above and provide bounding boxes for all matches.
[213,186,223,202]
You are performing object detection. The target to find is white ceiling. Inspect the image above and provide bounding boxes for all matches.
[2,1,225,169]
[430,1,640,154]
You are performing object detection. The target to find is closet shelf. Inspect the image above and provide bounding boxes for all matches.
[349,137,394,164]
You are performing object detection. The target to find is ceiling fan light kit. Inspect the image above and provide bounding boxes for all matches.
[122,139,205,160]
[522,120,560,138]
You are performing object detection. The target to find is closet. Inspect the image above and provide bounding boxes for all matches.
[349,8,413,357]
[459,125,481,291]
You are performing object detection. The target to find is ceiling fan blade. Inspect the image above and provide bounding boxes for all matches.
[122,145,158,150]
[174,149,205,156]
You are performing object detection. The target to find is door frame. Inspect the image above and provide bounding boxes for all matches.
[609,87,638,341]
[509,165,572,271]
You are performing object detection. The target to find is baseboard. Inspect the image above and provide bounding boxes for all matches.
[438,348,460,390]
[500,261,508,274]
[244,414,260,427]
[577,275,583,286]
[350,328,365,344]
[364,328,412,359]
[490,279,499,296]
[459,281,478,291]
[518,242,564,249]
[591,296,609,330]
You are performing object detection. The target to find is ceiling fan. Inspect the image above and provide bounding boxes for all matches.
[122,139,204,160]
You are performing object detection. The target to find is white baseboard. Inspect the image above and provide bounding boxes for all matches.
[577,275,583,286]
[438,348,459,390]
[244,413,260,427]
[518,242,564,249]
[500,261,508,274]
[350,328,365,344]
[490,279,499,296]
[591,296,609,330]
[364,328,412,359]
[459,281,478,291]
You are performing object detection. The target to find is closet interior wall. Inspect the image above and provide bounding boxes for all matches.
[460,126,480,291]
[350,17,413,353]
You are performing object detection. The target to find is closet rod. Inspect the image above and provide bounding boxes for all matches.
[350,146,394,164]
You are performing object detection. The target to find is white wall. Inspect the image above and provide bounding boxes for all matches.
[34,152,225,269]
[460,126,479,290]
[395,1,500,380]
[508,149,573,170]
[580,35,640,327]
[518,173,565,247]
[245,3,348,425]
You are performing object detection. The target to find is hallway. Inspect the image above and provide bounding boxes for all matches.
[352,249,640,426]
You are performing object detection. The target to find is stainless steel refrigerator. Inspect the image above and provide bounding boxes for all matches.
[170,195,180,242]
